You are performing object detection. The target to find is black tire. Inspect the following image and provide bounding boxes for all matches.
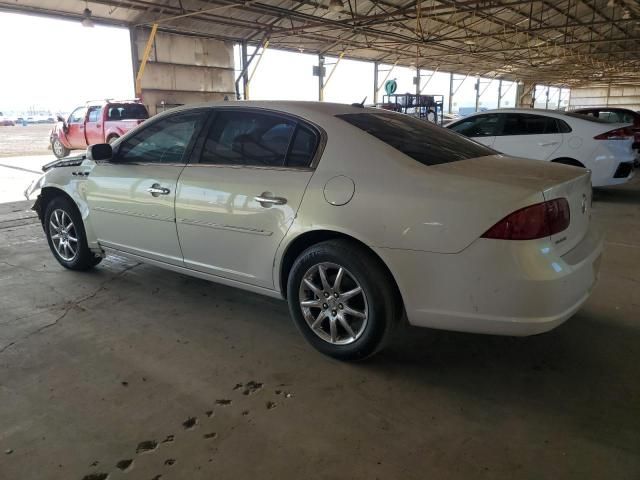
[286,239,400,361]
[51,136,70,159]
[44,196,102,271]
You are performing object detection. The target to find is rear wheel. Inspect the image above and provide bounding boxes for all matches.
[44,196,101,270]
[287,240,400,361]
[51,136,70,159]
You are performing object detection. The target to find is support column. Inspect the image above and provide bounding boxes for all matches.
[129,27,139,98]
[415,67,421,96]
[474,77,480,112]
[318,55,325,101]
[448,72,453,113]
[497,79,502,108]
[373,62,379,104]
[241,41,249,100]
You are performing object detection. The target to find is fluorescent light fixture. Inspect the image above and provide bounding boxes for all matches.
[329,0,344,12]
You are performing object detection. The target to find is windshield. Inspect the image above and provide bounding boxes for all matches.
[337,111,495,166]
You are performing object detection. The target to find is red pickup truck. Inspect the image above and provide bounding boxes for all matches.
[50,100,149,158]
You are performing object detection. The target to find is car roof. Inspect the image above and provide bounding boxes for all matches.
[152,100,386,122]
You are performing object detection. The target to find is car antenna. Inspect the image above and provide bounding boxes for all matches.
[351,96,367,108]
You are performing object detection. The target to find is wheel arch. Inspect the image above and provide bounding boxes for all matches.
[36,186,78,222]
[278,229,404,308]
[551,157,585,168]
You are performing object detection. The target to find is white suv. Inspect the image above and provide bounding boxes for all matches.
[447,108,635,187]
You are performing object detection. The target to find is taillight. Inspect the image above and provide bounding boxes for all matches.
[481,199,570,240]
[594,127,633,140]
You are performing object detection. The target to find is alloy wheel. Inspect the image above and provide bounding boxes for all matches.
[49,209,78,261]
[298,262,369,345]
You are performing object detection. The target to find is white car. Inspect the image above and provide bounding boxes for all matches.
[27,102,602,360]
[446,108,635,187]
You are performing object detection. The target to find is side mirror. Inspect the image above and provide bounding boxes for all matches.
[86,143,113,161]
[56,115,65,123]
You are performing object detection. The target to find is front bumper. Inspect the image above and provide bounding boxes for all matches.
[375,226,603,336]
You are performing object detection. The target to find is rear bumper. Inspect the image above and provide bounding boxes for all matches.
[376,226,603,336]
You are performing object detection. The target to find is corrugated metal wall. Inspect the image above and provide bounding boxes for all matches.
[133,29,235,115]
[569,84,640,111]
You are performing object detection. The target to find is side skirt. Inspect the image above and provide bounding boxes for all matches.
[101,246,285,300]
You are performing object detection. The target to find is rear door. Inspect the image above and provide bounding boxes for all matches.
[492,113,563,160]
[85,106,103,145]
[86,109,208,264]
[176,108,320,289]
[447,113,500,147]
[66,107,88,149]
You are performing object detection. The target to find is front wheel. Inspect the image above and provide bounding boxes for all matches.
[44,196,102,271]
[287,240,400,361]
[51,136,70,159]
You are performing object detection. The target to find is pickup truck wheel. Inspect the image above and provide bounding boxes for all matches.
[44,196,102,271]
[52,136,70,159]
[107,135,119,144]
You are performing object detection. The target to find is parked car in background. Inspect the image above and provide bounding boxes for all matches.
[446,108,635,187]
[572,107,640,159]
[0,112,15,126]
[50,100,149,158]
[27,101,602,360]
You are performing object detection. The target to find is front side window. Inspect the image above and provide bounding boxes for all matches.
[449,114,500,137]
[116,110,207,164]
[69,107,87,124]
[338,112,495,166]
[200,111,296,167]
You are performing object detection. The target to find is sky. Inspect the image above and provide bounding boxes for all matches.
[0,12,134,114]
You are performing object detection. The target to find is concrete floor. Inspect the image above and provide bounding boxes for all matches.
[1,179,639,480]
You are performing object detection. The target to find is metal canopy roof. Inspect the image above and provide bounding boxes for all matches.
[3,0,639,86]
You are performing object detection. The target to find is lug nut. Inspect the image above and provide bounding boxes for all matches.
[333,292,339,298]
[323,303,328,309]
[331,310,337,316]
[324,292,329,298]
[339,304,344,309]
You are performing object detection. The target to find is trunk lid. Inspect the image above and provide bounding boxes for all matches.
[431,155,592,253]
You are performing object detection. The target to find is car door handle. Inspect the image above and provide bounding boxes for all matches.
[538,141,560,146]
[254,193,287,206]
[147,184,171,196]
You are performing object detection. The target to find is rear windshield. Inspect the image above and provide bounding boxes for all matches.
[337,112,495,166]
[107,103,149,120]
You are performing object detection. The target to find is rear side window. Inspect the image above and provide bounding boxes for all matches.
[108,103,149,120]
[501,113,560,135]
[287,125,318,167]
[449,114,500,137]
[337,112,494,166]
[87,107,101,123]
[200,111,296,167]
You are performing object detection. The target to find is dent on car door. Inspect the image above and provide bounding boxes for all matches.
[85,110,208,264]
[175,109,320,289]
[492,113,563,160]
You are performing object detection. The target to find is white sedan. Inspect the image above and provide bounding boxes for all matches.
[27,102,603,360]
[446,108,635,187]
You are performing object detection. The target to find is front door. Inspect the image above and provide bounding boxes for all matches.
[176,109,320,289]
[66,106,88,149]
[85,109,209,264]
[492,113,563,160]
